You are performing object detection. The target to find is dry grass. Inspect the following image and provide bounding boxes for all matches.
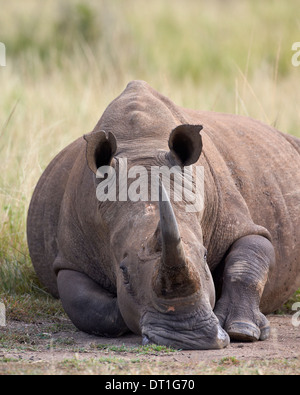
[1,357,299,375]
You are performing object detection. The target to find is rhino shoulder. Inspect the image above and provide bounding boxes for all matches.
[27,137,85,297]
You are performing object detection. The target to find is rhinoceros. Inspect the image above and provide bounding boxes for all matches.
[27,80,300,350]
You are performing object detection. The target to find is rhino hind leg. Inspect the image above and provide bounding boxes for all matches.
[214,235,275,342]
[57,270,129,337]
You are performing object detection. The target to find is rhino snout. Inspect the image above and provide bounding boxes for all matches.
[141,309,230,350]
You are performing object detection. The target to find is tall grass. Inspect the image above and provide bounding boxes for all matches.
[0,0,299,299]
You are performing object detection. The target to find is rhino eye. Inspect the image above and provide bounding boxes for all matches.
[120,260,130,284]
[204,249,208,262]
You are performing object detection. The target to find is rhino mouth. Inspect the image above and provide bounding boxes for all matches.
[140,308,230,350]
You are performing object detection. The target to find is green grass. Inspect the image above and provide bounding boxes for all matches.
[91,343,176,355]
[0,0,299,314]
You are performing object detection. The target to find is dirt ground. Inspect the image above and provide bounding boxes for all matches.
[0,315,299,375]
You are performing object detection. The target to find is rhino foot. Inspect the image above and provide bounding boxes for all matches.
[229,321,271,342]
[215,297,271,342]
[214,235,275,343]
[224,315,270,342]
[227,321,261,342]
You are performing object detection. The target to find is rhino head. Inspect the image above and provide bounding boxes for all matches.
[84,118,229,350]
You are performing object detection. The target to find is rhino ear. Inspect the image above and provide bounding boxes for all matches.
[168,124,203,166]
[84,130,117,174]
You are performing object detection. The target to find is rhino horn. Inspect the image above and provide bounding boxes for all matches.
[153,182,199,299]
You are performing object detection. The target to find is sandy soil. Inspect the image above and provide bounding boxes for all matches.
[1,315,299,367]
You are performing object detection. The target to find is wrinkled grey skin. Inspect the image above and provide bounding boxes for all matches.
[27,81,300,350]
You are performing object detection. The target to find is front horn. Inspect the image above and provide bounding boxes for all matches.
[153,183,200,299]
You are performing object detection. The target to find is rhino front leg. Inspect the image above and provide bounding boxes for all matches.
[57,270,129,337]
[214,235,275,342]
